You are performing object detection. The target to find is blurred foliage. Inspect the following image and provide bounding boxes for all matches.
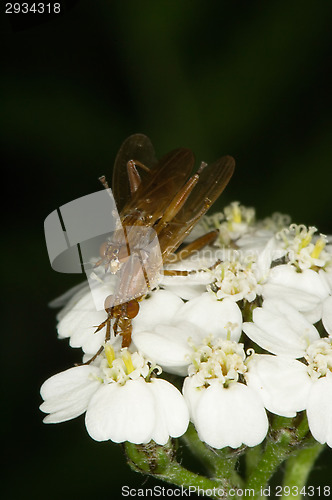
[1,1,331,498]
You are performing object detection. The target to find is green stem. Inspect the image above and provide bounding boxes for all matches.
[125,414,324,500]
[125,440,234,499]
[246,417,296,498]
[245,444,263,478]
[281,443,324,500]
[295,412,310,440]
[180,423,243,487]
[155,462,230,499]
[180,423,219,476]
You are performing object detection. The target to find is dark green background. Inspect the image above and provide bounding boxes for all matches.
[1,1,331,498]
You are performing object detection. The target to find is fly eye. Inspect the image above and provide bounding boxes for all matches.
[126,300,140,319]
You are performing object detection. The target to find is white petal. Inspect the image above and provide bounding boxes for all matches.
[306,373,332,447]
[322,296,332,335]
[263,284,320,312]
[161,283,207,300]
[80,328,107,355]
[40,365,101,423]
[148,379,189,444]
[85,379,155,443]
[175,293,242,341]
[243,322,297,357]
[42,404,88,424]
[51,282,90,313]
[263,266,329,312]
[318,268,332,291]
[236,231,277,253]
[262,300,319,343]
[133,322,200,376]
[254,237,279,280]
[57,291,107,353]
[182,377,199,416]
[161,272,213,287]
[184,380,268,449]
[325,271,332,289]
[302,304,323,325]
[243,300,320,357]
[133,290,184,333]
[245,355,311,417]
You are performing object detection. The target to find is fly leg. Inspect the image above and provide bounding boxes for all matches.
[99,159,151,197]
[166,230,219,264]
[154,162,208,235]
[162,259,221,277]
[80,310,113,366]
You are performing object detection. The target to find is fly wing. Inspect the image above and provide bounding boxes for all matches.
[158,155,235,260]
[121,147,195,226]
[112,134,158,212]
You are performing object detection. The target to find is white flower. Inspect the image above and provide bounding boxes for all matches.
[132,290,242,376]
[40,339,189,445]
[276,224,331,271]
[259,212,292,233]
[201,204,290,253]
[86,377,188,444]
[209,259,261,303]
[207,237,277,303]
[216,202,256,246]
[244,301,332,447]
[183,338,268,449]
[191,203,256,247]
[261,226,331,324]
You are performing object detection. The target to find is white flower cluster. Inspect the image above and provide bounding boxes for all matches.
[41,202,332,449]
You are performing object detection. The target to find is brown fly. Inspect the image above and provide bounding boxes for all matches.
[87,134,235,361]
